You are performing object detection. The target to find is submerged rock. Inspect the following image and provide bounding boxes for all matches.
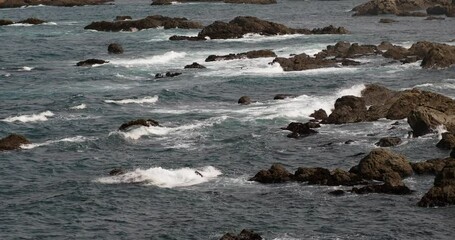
[351,172,413,195]
[273,94,297,100]
[109,168,126,176]
[282,122,318,138]
[0,134,31,151]
[85,15,203,32]
[118,119,160,131]
[0,19,14,25]
[375,137,402,147]
[76,59,109,66]
[411,158,452,175]
[17,18,46,25]
[108,43,123,54]
[220,229,263,240]
[310,109,328,121]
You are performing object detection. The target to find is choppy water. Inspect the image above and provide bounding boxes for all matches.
[1,0,455,239]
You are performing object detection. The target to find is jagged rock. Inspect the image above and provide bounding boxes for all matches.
[118,119,160,131]
[220,229,263,240]
[273,53,337,71]
[273,94,297,100]
[250,164,293,183]
[109,168,125,176]
[418,160,455,207]
[351,172,413,194]
[184,62,206,69]
[17,18,46,25]
[361,84,398,106]
[108,43,123,54]
[0,19,14,25]
[310,109,328,121]
[76,59,109,66]
[0,0,112,8]
[323,96,367,124]
[310,25,349,34]
[85,15,203,32]
[411,158,452,174]
[155,72,182,78]
[352,0,450,16]
[115,16,132,21]
[238,96,251,105]
[407,106,455,137]
[0,134,30,151]
[351,148,413,180]
[205,50,276,62]
[282,122,318,138]
[376,137,402,147]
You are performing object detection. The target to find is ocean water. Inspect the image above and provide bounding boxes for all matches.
[1,0,455,239]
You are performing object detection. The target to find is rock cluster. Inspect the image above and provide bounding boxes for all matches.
[205,50,276,62]
[352,0,451,16]
[0,0,112,8]
[85,15,203,32]
[418,160,455,207]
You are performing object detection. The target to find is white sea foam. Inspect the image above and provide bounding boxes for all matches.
[20,66,34,71]
[9,23,33,27]
[2,111,54,123]
[43,22,57,26]
[21,136,96,149]
[109,51,186,67]
[104,96,158,105]
[70,104,87,110]
[215,33,309,43]
[96,166,222,188]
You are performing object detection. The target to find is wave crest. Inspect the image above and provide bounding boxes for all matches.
[3,111,54,123]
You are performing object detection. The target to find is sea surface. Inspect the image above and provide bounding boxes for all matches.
[1,0,455,239]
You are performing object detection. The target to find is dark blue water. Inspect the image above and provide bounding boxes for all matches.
[1,0,455,239]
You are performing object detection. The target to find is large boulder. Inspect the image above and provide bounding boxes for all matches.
[310,109,328,121]
[436,132,455,149]
[351,148,413,180]
[0,0,112,8]
[0,134,30,151]
[249,164,293,183]
[220,229,263,240]
[411,158,452,174]
[315,42,378,59]
[407,106,455,137]
[352,0,451,16]
[205,50,276,62]
[85,15,203,32]
[323,96,367,124]
[118,119,160,131]
[418,160,455,207]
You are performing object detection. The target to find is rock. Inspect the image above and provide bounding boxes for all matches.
[273,94,296,100]
[352,0,450,16]
[115,16,132,21]
[0,134,30,151]
[323,96,367,124]
[294,167,362,186]
[315,42,378,59]
[118,119,160,131]
[407,106,455,137]
[375,137,402,147]
[169,35,206,41]
[220,229,263,240]
[345,140,356,144]
[328,190,346,196]
[85,15,203,32]
[238,96,251,105]
[17,18,46,25]
[224,0,276,4]
[76,59,108,66]
[197,16,346,40]
[310,25,349,34]
[421,44,455,68]
[418,160,455,207]
[0,0,112,8]
[361,84,398,106]
[108,43,123,54]
[109,168,125,176]
[411,158,452,174]
[184,62,206,69]
[155,72,182,78]
[397,11,429,17]
[249,164,293,183]
[152,0,276,5]
[352,148,413,180]
[205,50,276,62]
[0,19,14,25]
[310,109,328,121]
[351,172,413,195]
[427,5,449,14]
[379,18,398,23]
[151,0,173,5]
[451,148,455,158]
[282,122,318,138]
[273,53,338,71]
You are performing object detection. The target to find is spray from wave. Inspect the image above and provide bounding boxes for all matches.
[96,166,222,188]
[109,51,186,67]
[104,96,158,105]
[2,111,54,123]
[21,136,96,149]
[70,104,87,110]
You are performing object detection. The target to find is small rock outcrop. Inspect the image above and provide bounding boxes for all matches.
[352,0,450,16]
[220,229,263,240]
[351,148,413,180]
[272,53,338,71]
[294,167,363,186]
[273,94,297,100]
[76,59,109,66]
[351,171,413,195]
[115,16,132,21]
[108,43,123,54]
[109,168,126,176]
[205,50,276,62]
[155,72,182,78]
[184,62,206,69]
[282,122,318,138]
[118,119,160,131]
[0,19,14,25]
[85,15,203,32]
[238,96,252,105]
[310,109,328,121]
[17,18,46,25]
[323,96,367,124]
[249,164,293,183]
[376,137,402,147]
[407,106,455,137]
[0,134,31,151]
[411,158,452,175]
[418,160,455,207]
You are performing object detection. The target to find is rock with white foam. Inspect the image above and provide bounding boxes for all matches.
[0,134,30,151]
[219,229,263,240]
[119,119,160,131]
[76,59,108,67]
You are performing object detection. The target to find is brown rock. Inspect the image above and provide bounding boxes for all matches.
[0,0,112,8]
[205,50,276,62]
[118,119,160,131]
[17,18,46,25]
[282,122,318,138]
[323,96,367,124]
[0,19,14,25]
[418,160,455,207]
[407,106,455,137]
[76,59,109,66]
[273,94,297,100]
[361,84,397,106]
[184,62,206,69]
[238,96,251,105]
[273,53,337,71]
[0,134,31,151]
[250,164,293,183]
[375,137,402,147]
[310,109,328,121]
[411,158,452,174]
[220,229,263,240]
[108,43,123,54]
